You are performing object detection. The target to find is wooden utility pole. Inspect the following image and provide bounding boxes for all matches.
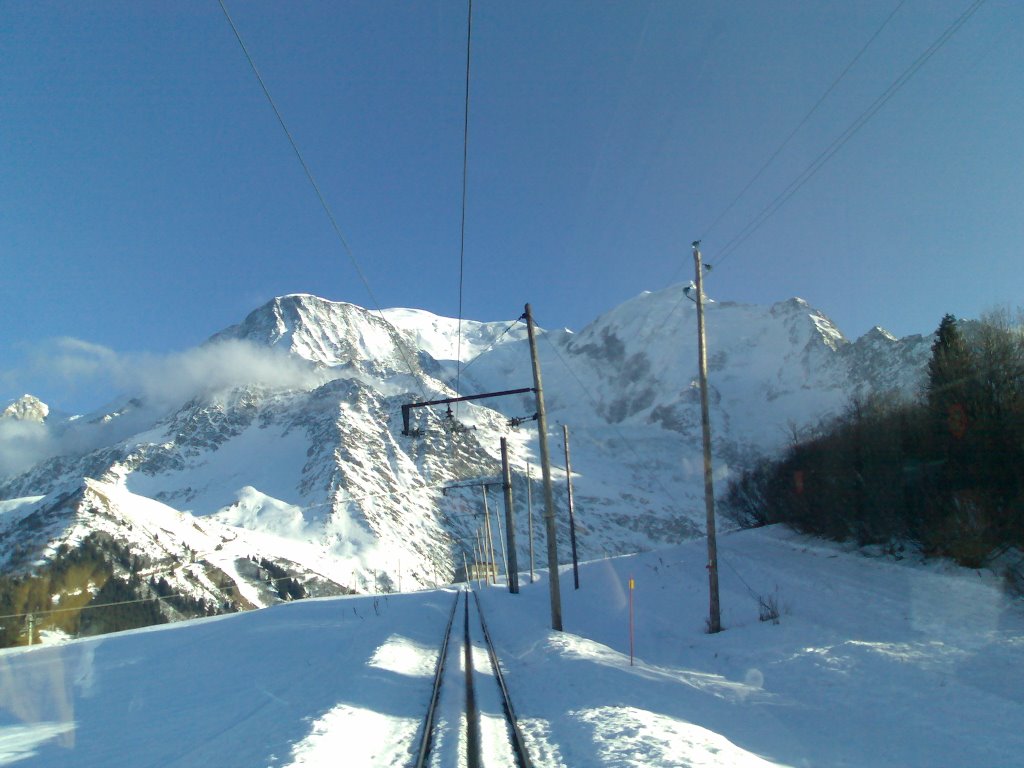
[481,488,498,583]
[486,486,507,581]
[525,303,564,631]
[693,242,722,634]
[478,533,485,587]
[563,424,580,589]
[500,437,520,593]
[475,529,487,585]
[527,462,535,582]
[477,532,486,587]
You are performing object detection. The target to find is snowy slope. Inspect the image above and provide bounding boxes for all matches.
[0,527,1019,767]
[380,306,530,364]
[0,478,354,631]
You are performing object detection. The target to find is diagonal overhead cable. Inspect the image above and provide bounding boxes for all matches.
[699,0,906,244]
[455,0,474,407]
[217,0,427,398]
[710,0,988,271]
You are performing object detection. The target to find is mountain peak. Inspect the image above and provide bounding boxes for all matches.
[2,394,49,422]
[862,326,898,342]
[210,295,420,371]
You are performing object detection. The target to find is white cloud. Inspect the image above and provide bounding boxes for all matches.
[0,338,333,479]
[16,337,327,410]
[45,337,120,379]
[123,339,328,408]
[0,418,55,478]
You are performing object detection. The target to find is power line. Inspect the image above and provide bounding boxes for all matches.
[0,569,312,623]
[699,0,906,244]
[458,315,525,378]
[537,324,687,512]
[710,0,988,271]
[455,0,474,409]
[217,0,427,399]
[410,313,525,418]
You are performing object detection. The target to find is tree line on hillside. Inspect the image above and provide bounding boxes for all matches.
[724,310,1024,568]
[0,535,167,647]
[0,534,236,648]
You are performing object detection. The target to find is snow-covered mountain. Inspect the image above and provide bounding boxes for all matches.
[2,394,49,423]
[0,287,933,642]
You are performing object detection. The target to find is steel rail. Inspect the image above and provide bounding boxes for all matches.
[464,590,482,768]
[412,589,534,768]
[472,591,535,768]
[412,590,461,768]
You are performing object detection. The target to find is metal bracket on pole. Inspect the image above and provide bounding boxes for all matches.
[402,387,535,436]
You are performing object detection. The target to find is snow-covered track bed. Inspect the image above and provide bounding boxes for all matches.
[413,589,534,768]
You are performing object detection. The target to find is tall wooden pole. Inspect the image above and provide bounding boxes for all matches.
[477,532,485,585]
[527,462,535,582]
[563,424,580,589]
[475,528,487,585]
[482,487,498,583]
[693,242,722,634]
[489,485,508,581]
[500,437,520,593]
[477,533,484,587]
[525,303,563,631]
[477,531,485,588]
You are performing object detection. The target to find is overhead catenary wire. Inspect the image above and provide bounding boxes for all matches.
[458,315,525,379]
[709,0,988,272]
[454,0,474,411]
[537,321,689,516]
[217,0,428,400]
[407,313,526,427]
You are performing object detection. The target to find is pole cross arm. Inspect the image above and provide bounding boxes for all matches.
[401,386,536,435]
[441,479,505,494]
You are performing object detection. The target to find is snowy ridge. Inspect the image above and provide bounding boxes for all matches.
[0,477,353,622]
[380,306,530,364]
[210,294,437,386]
[0,288,934,634]
[1,395,49,423]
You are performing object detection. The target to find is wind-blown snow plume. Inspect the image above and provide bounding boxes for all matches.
[0,417,53,478]
[0,338,334,477]
[124,338,330,406]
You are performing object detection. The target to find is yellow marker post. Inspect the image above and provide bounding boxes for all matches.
[628,577,635,666]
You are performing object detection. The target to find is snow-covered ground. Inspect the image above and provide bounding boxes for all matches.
[1,525,1020,767]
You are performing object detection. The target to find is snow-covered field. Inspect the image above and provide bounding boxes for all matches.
[1,525,1021,767]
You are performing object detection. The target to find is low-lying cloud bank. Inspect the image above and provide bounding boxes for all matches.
[1,338,332,480]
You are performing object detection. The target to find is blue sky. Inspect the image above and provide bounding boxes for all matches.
[2,0,1021,414]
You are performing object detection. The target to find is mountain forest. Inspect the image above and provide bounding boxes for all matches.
[725,310,1024,572]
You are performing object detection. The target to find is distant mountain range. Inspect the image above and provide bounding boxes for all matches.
[0,287,932,643]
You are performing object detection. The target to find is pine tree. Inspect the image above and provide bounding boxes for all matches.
[927,313,970,426]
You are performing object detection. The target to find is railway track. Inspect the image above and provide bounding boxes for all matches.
[412,590,534,768]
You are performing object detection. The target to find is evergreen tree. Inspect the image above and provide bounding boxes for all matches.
[926,313,972,437]
[725,309,1024,564]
